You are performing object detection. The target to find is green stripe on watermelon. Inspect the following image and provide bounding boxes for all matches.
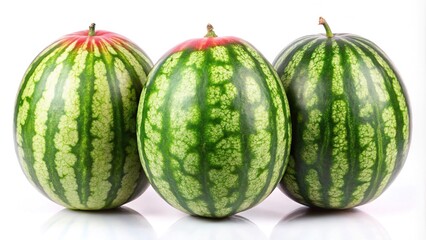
[14,24,152,210]
[273,17,410,209]
[137,24,292,218]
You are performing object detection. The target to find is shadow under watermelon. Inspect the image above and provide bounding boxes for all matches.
[160,214,267,240]
[270,207,390,240]
[41,206,156,240]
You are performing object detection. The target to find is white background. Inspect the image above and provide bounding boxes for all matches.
[1,0,425,239]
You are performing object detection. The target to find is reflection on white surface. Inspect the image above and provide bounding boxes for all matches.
[271,207,391,240]
[161,215,267,240]
[41,207,156,240]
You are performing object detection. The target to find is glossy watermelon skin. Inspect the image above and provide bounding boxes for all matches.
[273,33,410,209]
[14,27,153,210]
[137,35,292,217]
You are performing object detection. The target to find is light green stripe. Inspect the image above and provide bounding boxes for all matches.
[16,43,67,149]
[244,44,290,202]
[331,42,344,95]
[115,58,136,131]
[16,99,32,182]
[305,169,324,207]
[328,100,349,208]
[160,52,183,75]
[300,42,325,165]
[53,46,88,208]
[349,123,376,206]
[282,157,303,200]
[210,45,230,62]
[301,109,321,165]
[93,39,101,57]
[208,65,233,85]
[114,43,146,81]
[373,107,398,199]
[16,100,31,147]
[185,50,205,69]
[328,42,349,207]
[305,42,325,102]
[100,39,117,55]
[120,39,153,69]
[232,44,256,69]
[357,123,376,181]
[87,60,114,209]
[55,41,78,64]
[32,63,65,205]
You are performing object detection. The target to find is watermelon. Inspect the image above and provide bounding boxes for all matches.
[14,23,153,210]
[137,24,292,218]
[273,17,411,209]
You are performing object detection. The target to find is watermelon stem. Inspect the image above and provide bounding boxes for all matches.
[89,23,96,36]
[204,24,218,38]
[319,17,333,38]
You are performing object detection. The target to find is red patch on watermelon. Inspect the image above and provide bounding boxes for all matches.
[58,30,131,51]
[168,36,243,53]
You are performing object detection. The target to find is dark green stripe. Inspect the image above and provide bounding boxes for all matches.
[73,47,95,206]
[126,171,149,202]
[16,40,65,102]
[312,39,334,206]
[104,41,151,206]
[102,55,126,208]
[102,42,149,207]
[195,49,218,216]
[273,36,317,74]
[336,40,361,207]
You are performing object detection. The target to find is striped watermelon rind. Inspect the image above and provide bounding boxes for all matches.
[137,25,292,218]
[14,24,153,210]
[273,18,410,209]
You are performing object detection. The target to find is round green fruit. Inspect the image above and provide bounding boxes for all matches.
[137,25,292,217]
[273,17,411,209]
[14,24,153,210]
